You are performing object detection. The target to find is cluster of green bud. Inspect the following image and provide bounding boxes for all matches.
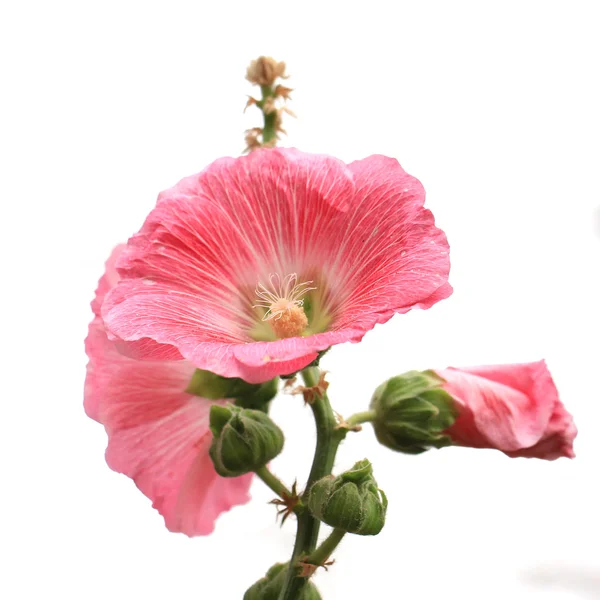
[308,459,387,536]
[370,370,458,454]
[186,369,278,411]
[244,563,321,600]
[209,404,284,477]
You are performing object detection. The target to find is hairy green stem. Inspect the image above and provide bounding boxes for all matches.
[278,367,346,600]
[260,84,277,145]
[346,409,376,428]
[305,528,346,567]
[255,466,293,501]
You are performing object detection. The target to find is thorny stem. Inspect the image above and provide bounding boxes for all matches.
[278,367,347,600]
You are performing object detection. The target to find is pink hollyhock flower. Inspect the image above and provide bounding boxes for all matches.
[101,149,452,383]
[85,246,253,536]
[437,361,576,460]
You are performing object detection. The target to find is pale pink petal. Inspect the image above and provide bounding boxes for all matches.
[85,245,128,421]
[111,337,184,361]
[436,361,576,459]
[90,245,181,359]
[439,368,542,450]
[85,245,253,535]
[411,281,454,311]
[83,318,107,422]
[505,401,577,460]
[90,245,125,318]
[88,325,195,431]
[106,401,252,536]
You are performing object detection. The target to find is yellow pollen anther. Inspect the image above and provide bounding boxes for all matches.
[253,273,316,339]
[270,303,308,338]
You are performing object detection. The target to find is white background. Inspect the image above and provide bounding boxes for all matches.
[2,1,599,598]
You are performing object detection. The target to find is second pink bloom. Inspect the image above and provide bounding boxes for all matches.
[85,247,253,536]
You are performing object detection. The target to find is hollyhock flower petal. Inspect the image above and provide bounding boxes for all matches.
[102,148,451,382]
[105,400,252,536]
[504,400,577,460]
[85,246,126,422]
[231,330,366,383]
[84,246,253,535]
[436,361,576,459]
[111,337,184,361]
[411,281,454,311]
[83,322,106,422]
[335,155,451,325]
[92,245,183,361]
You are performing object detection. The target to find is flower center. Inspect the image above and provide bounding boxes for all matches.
[254,273,316,339]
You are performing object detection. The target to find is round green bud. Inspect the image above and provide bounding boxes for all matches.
[209,404,284,477]
[370,370,459,454]
[308,459,387,536]
[244,563,322,600]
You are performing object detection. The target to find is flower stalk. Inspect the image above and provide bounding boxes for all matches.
[278,367,348,599]
[345,410,376,428]
[260,85,278,145]
[304,528,346,568]
[255,466,296,503]
[244,56,293,152]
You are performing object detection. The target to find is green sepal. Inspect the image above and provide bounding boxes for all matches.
[244,563,321,599]
[370,370,459,454]
[308,459,387,536]
[208,404,284,477]
[208,404,232,436]
[339,459,373,484]
[186,369,278,411]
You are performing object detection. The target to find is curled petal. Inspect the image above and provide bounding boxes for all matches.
[437,361,576,460]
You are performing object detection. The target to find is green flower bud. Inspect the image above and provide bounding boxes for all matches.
[209,404,284,477]
[308,459,387,536]
[370,370,459,454]
[244,563,321,600]
[186,369,278,411]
